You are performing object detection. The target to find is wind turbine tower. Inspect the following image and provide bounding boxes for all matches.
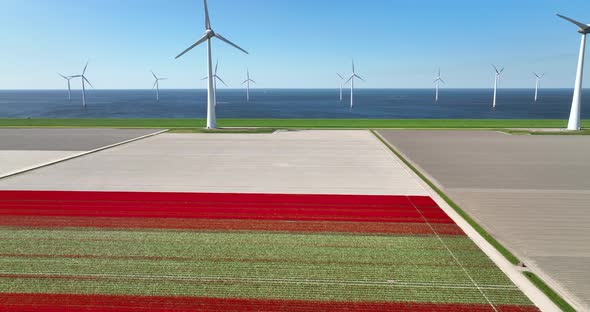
[557,14,590,130]
[202,60,228,107]
[344,60,365,109]
[492,65,504,109]
[176,0,248,129]
[434,69,445,102]
[151,71,167,102]
[533,73,544,102]
[58,74,74,101]
[242,69,256,102]
[337,73,344,102]
[71,62,93,108]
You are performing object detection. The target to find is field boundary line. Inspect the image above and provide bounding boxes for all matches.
[0,129,168,181]
[408,197,497,311]
[371,130,561,312]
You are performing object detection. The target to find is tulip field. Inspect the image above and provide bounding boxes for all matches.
[0,191,540,311]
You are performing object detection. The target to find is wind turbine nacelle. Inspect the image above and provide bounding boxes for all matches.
[205,29,215,38]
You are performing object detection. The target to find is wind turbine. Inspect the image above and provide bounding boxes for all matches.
[58,74,74,101]
[337,73,344,102]
[557,14,590,130]
[492,64,504,109]
[533,72,544,102]
[71,62,93,108]
[175,0,248,129]
[151,71,167,102]
[201,60,228,107]
[344,60,365,109]
[242,69,256,102]
[434,69,445,102]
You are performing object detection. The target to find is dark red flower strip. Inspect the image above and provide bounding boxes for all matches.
[0,191,416,206]
[0,192,455,224]
[0,293,540,312]
[0,216,465,235]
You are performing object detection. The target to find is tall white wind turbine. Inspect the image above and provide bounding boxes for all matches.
[242,69,256,102]
[344,60,365,109]
[71,62,93,108]
[492,64,504,109]
[151,71,167,102]
[58,74,74,101]
[533,72,544,102]
[557,14,590,130]
[434,69,445,102]
[201,60,228,107]
[175,0,248,129]
[337,73,344,102]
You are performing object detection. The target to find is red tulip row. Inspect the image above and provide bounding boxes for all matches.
[0,293,540,312]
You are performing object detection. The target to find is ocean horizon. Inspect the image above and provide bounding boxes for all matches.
[1,89,588,119]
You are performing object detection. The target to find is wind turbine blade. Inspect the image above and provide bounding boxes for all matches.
[441,79,446,85]
[352,60,355,73]
[83,77,94,89]
[175,34,208,59]
[153,81,158,89]
[215,60,219,75]
[216,76,229,87]
[152,71,158,80]
[500,68,505,74]
[204,0,211,29]
[58,74,68,80]
[557,14,590,31]
[214,33,249,54]
[354,74,365,82]
[201,76,209,81]
[337,73,344,80]
[83,62,89,75]
[344,76,353,85]
[492,64,499,74]
[242,80,249,85]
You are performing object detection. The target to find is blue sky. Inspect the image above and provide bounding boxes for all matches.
[0,0,589,89]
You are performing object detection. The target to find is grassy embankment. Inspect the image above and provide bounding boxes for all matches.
[0,118,589,131]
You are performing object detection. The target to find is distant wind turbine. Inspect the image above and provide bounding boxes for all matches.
[533,72,544,102]
[242,69,256,102]
[58,74,74,101]
[344,60,365,109]
[557,14,590,131]
[434,69,445,102]
[71,62,93,108]
[492,64,504,109]
[337,73,344,102]
[201,60,228,107]
[151,71,167,102]
[175,0,248,129]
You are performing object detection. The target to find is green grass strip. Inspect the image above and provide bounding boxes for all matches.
[523,272,576,312]
[370,130,520,265]
[0,118,589,129]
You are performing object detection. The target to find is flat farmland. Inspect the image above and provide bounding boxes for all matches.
[0,191,538,311]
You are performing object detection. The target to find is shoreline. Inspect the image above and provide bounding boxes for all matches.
[0,118,589,129]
